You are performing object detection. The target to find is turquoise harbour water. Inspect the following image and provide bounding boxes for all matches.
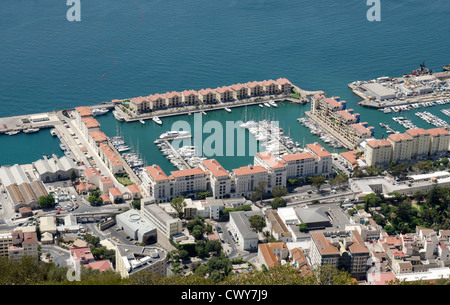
[1,0,449,168]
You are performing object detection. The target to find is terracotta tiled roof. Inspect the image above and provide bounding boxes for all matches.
[202,159,229,177]
[75,106,92,117]
[281,152,314,162]
[170,167,206,178]
[367,139,391,148]
[388,133,413,142]
[145,165,169,181]
[306,143,331,157]
[232,165,268,176]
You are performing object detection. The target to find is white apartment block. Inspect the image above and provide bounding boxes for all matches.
[141,204,182,239]
[388,133,414,162]
[364,139,392,167]
[141,165,209,203]
[232,165,270,198]
[365,128,450,167]
[200,159,233,199]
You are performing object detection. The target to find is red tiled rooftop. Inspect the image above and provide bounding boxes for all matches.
[246,81,263,88]
[182,89,198,96]
[406,128,430,137]
[257,151,286,168]
[262,79,277,86]
[336,110,357,122]
[277,78,292,85]
[340,150,358,165]
[82,117,100,129]
[388,133,413,142]
[127,184,141,194]
[215,86,232,94]
[232,165,268,176]
[89,131,107,143]
[281,152,314,162]
[350,123,372,136]
[148,93,166,101]
[170,167,206,178]
[323,97,342,109]
[367,139,391,148]
[199,88,216,95]
[145,165,169,181]
[109,187,122,197]
[202,159,229,177]
[230,83,247,91]
[131,96,149,105]
[306,143,331,157]
[75,106,93,117]
[84,167,101,178]
[165,91,182,99]
[428,128,450,136]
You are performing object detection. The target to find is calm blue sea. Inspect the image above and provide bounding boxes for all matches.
[1,0,449,168]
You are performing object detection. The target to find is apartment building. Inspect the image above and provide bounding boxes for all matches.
[388,133,414,162]
[169,167,210,198]
[141,204,182,238]
[0,232,13,258]
[80,116,101,139]
[98,143,125,175]
[182,89,199,106]
[198,88,216,104]
[165,91,183,108]
[73,106,93,129]
[215,86,234,102]
[428,128,450,155]
[306,142,333,177]
[230,83,248,100]
[201,159,233,199]
[246,81,264,97]
[115,244,167,278]
[254,151,287,189]
[232,165,269,198]
[148,93,167,111]
[364,139,392,167]
[276,78,292,94]
[309,230,370,280]
[129,96,150,114]
[229,211,263,251]
[258,242,290,269]
[262,79,279,96]
[365,128,449,167]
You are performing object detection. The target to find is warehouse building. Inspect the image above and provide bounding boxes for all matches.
[363,83,397,101]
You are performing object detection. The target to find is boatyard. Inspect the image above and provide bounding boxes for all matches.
[349,66,450,109]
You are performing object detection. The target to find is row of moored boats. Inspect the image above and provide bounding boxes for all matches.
[380,99,450,113]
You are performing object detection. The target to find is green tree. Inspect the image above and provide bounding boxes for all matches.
[248,215,265,233]
[171,197,186,218]
[388,163,408,179]
[38,194,55,209]
[272,186,288,198]
[70,170,77,185]
[88,190,103,206]
[271,197,287,209]
[252,180,268,203]
[310,175,326,192]
[299,223,308,232]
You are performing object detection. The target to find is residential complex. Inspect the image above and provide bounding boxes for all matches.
[128,78,293,115]
[364,128,450,167]
[140,143,332,204]
[309,94,375,147]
